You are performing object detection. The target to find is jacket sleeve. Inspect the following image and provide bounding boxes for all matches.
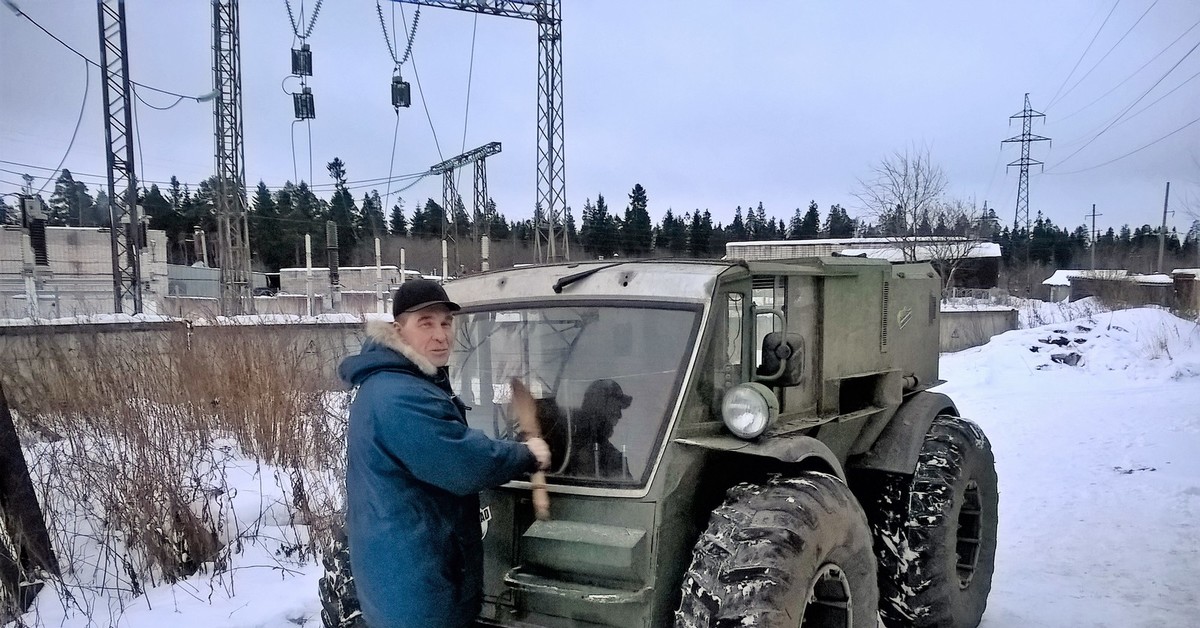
[371,377,539,496]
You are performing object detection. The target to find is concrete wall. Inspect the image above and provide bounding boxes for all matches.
[940,308,1019,353]
[0,321,367,410]
[167,264,268,298]
[279,266,423,295]
[159,292,388,318]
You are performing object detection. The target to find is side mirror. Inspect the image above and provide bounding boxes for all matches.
[755,332,805,386]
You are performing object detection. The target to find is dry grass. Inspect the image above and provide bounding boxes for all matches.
[0,323,352,620]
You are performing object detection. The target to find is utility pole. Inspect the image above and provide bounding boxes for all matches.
[97,0,143,313]
[1086,204,1102,271]
[1157,182,1171,274]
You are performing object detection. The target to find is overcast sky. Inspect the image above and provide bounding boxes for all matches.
[3,1,1199,237]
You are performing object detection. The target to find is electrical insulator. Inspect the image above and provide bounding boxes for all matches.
[391,75,411,109]
[294,86,316,120]
[291,43,313,77]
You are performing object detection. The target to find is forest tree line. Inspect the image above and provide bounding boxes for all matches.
[4,154,1198,284]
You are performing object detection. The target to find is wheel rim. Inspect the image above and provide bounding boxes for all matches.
[956,479,983,588]
[799,563,852,628]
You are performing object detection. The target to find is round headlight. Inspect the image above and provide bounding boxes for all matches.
[721,382,780,439]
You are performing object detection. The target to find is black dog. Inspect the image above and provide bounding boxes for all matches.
[535,379,633,479]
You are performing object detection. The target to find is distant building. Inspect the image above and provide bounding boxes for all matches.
[1043,269,1190,308]
[1,224,168,318]
[726,237,1001,288]
[1173,269,1199,312]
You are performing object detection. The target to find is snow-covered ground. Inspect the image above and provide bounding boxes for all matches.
[944,307,1200,628]
[7,306,1200,627]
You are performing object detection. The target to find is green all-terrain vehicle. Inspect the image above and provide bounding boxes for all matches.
[320,257,998,628]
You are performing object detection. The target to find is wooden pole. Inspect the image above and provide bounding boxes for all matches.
[509,378,550,520]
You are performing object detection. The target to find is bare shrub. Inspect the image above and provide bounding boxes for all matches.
[0,322,354,621]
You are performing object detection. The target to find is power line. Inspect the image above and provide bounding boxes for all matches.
[384,112,403,213]
[457,14,479,195]
[1055,16,1200,124]
[1045,113,1200,175]
[399,3,444,164]
[1111,68,1200,129]
[5,0,212,102]
[0,159,430,193]
[36,57,90,197]
[1052,0,1158,111]
[1048,0,1121,110]
[1049,38,1200,169]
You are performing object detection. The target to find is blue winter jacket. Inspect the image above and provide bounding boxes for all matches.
[339,321,537,628]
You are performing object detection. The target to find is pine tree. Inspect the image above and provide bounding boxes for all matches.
[142,184,177,252]
[564,205,577,244]
[657,208,688,256]
[94,190,111,227]
[798,201,821,239]
[689,209,714,257]
[753,202,769,240]
[451,197,471,239]
[188,177,219,233]
[410,199,445,238]
[48,170,95,226]
[47,169,76,225]
[579,195,619,258]
[787,207,804,240]
[168,176,183,211]
[389,200,408,236]
[729,206,747,241]
[250,181,291,271]
[143,184,171,224]
[326,158,360,260]
[579,198,597,254]
[359,190,387,238]
[744,204,760,241]
[488,200,511,240]
[823,204,856,238]
[621,184,653,256]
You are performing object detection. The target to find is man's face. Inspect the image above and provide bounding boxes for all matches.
[394,304,454,367]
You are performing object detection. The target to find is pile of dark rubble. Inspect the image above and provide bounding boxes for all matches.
[1026,322,1129,369]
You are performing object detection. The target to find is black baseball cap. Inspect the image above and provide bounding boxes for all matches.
[392,279,461,316]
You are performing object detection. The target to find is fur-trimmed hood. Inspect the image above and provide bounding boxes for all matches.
[338,319,438,386]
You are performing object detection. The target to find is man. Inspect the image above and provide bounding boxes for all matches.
[339,279,551,627]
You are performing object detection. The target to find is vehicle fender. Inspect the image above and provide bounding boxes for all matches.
[849,391,959,474]
[674,433,846,482]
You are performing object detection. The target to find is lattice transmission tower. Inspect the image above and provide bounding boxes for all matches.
[393,0,568,263]
[213,0,254,315]
[1001,93,1050,234]
[96,0,142,313]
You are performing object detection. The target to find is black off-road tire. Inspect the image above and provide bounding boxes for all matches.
[676,473,880,628]
[318,524,367,628]
[858,415,998,628]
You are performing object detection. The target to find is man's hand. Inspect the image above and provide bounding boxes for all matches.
[525,437,551,471]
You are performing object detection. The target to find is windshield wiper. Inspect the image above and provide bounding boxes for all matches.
[552,262,626,294]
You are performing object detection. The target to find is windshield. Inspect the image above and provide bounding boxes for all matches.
[450,303,699,487]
